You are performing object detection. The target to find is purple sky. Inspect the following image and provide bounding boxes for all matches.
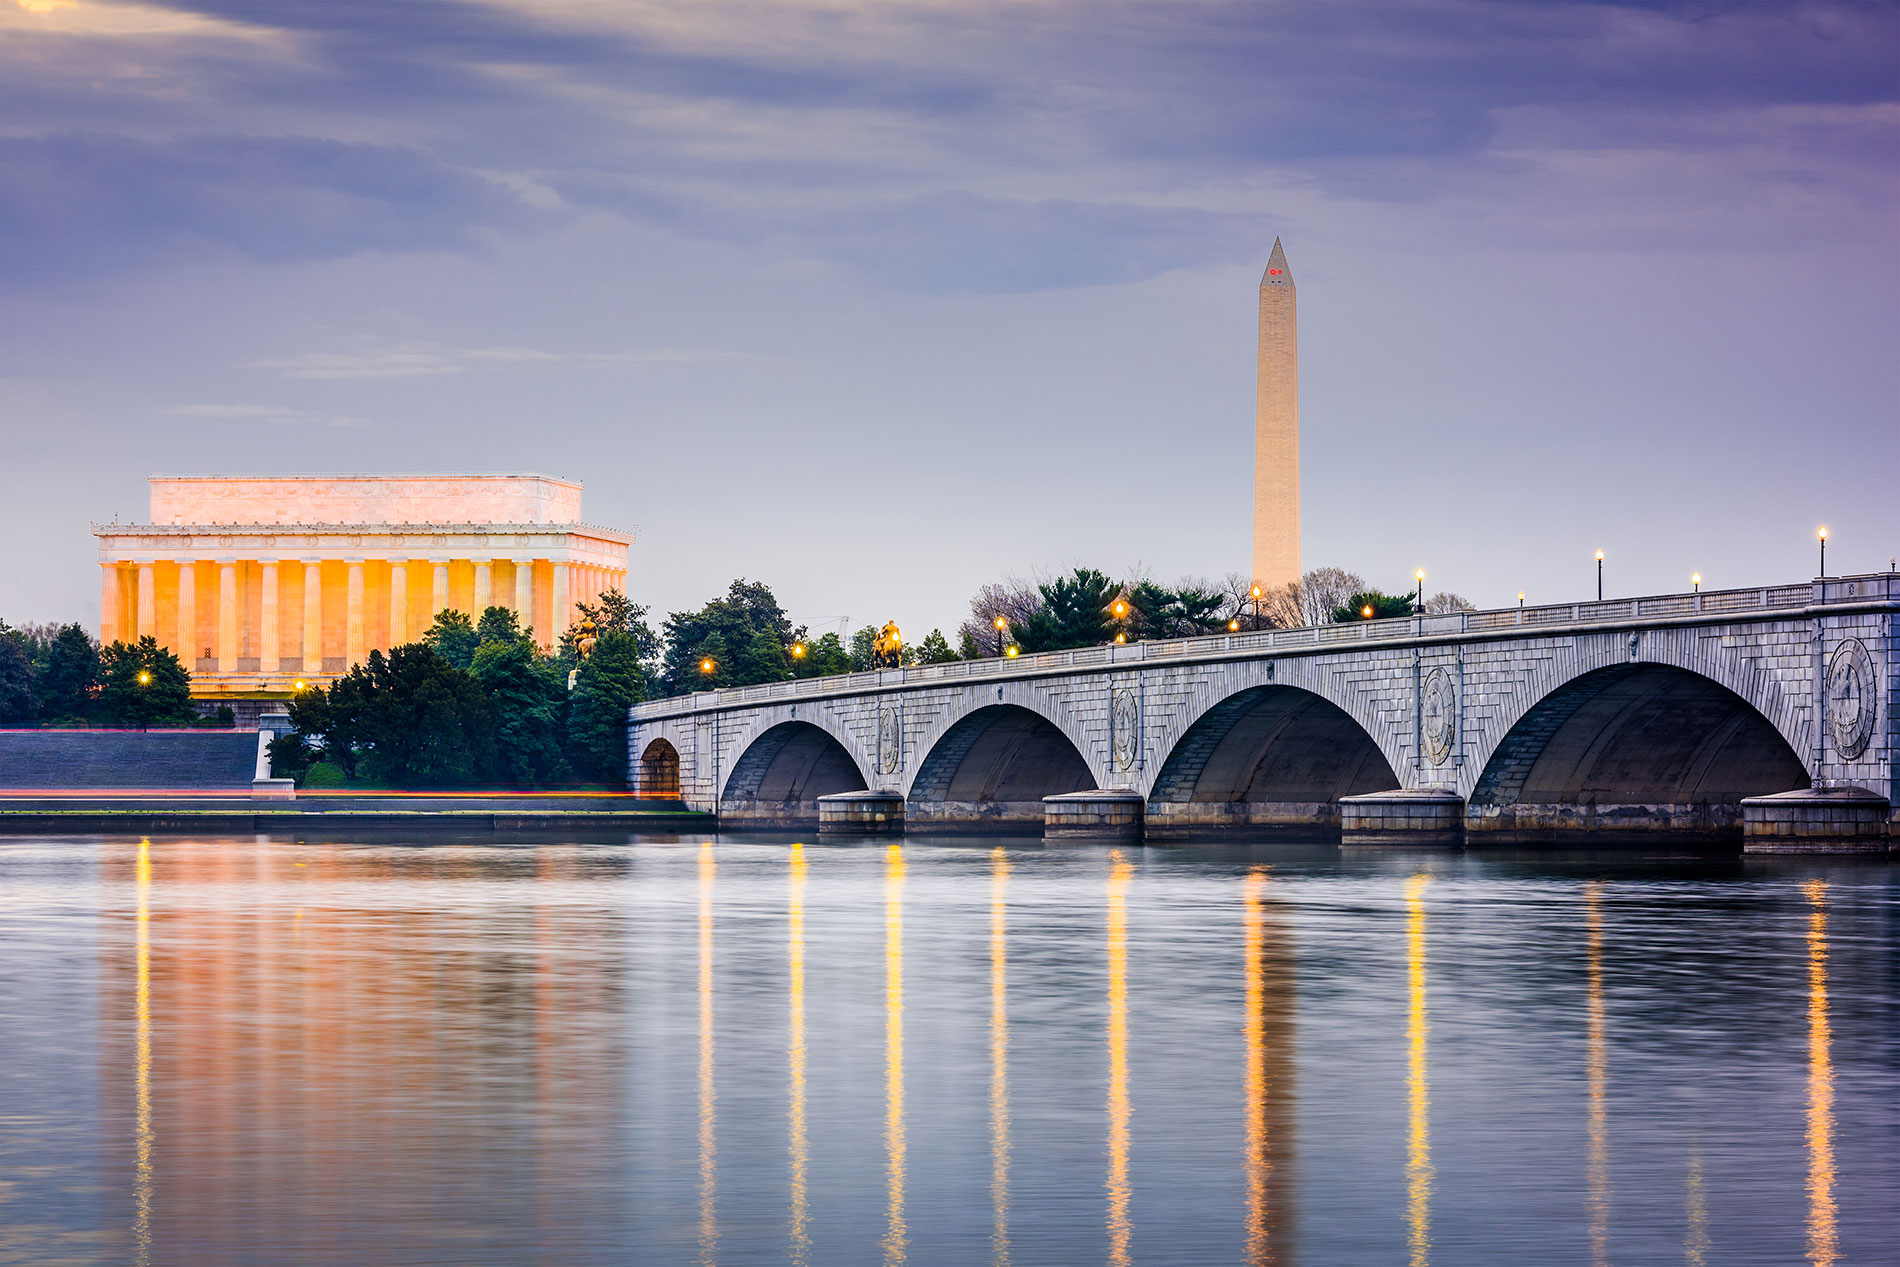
[2,0,1896,639]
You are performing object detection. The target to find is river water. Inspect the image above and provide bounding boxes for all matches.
[0,834,1894,1265]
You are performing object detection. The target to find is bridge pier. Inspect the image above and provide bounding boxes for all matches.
[1741,787,1893,854]
[817,790,906,835]
[1043,790,1145,841]
[1339,789,1464,846]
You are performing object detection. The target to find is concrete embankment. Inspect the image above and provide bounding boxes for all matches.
[0,794,713,835]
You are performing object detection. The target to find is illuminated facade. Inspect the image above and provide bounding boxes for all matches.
[1253,238,1302,593]
[93,474,631,699]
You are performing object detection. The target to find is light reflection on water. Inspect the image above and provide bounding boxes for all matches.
[0,834,1895,1265]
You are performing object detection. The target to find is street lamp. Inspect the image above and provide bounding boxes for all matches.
[993,615,1009,659]
[1249,583,1263,631]
[1596,550,1605,601]
[1818,526,1828,577]
[699,657,716,677]
[137,670,151,685]
[1228,618,1241,632]
[1691,573,1701,593]
[1114,632,1127,645]
[1414,569,1425,612]
[1361,604,1374,619]
[1518,591,1526,610]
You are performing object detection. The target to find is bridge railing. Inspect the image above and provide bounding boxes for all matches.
[630,572,1897,720]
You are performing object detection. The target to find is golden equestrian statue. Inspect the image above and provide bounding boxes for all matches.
[872,621,903,669]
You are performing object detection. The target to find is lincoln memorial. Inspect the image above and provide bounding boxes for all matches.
[94,474,632,700]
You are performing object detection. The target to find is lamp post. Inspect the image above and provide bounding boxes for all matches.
[1414,569,1425,613]
[1691,573,1701,593]
[790,641,806,678]
[1249,584,1263,631]
[1818,526,1827,578]
[1518,591,1526,610]
[994,616,1008,659]
[1596,550,1604,601]
[699,657,716,682]
[1110,598,1129,643]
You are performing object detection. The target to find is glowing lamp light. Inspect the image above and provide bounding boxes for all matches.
[1818,526,1828,541]
[1596,549,1605,561]
[1112,600,1128,618]
[994,616,1007,630]
[294,679,307,692]
[1228,618,1241,632]
[1114,632,1127,645]
[1250,585,1262,600]
[791,642,807,659]
[1005,645,1019,658]
[1361,605,1374,619]
[699,658,716,675]
[137,670,151,685]
[1691,573,1701,591]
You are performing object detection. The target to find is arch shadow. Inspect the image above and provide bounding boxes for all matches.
[908,704,1096,832]
[720,721,869,828]
[635,737,682,800]
[1467,663,1810,843]
[1146,685,1400,837]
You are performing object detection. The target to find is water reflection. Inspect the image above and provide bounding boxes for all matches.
[1243,866,1296,1266]
[788,842,810,1266]
[1804,880,1836,1267]
[1106,851,1133,1267]
[1404,874,1432,1267]
[883,843,908,1266]
[133,837,153,1267]
[1684,1137,1708,1266]
[6,837,1888,1265]
[1584,881,1609,1266]
[697,841,718,1266]
[989,847,1012,1267]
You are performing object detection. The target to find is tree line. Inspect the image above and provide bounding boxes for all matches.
[0,622,206,728]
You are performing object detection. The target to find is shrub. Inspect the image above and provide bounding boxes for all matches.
[303,761,347,789]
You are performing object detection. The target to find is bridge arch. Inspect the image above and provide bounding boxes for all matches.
[718,715,871,828]
[635,737,682,799]
[1467,661,1810,841]
[1146,684,1401,836]
[907,702,1098,831]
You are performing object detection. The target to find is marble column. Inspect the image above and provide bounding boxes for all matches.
[136,562,156,639]
[346,560,366,667]
[474,560,492,615]
[433,561,450,622]
[176,562,196,666]
[551,561,570,643]
[217,561,238,673]
[259,560,280,673]
[389,561,409,646]
[100,564,122,645]
[302,560,323,675]
[513,560,534,621]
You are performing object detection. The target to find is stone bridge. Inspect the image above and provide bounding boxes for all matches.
[626,574,1899,851]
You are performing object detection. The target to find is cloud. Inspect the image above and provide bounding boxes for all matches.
[246,341,731,379]
[0,133,540,283]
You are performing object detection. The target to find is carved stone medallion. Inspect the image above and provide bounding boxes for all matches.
[1827,637,1877,760]
[877,706,901,775]
[1421,667,1455,766]
[1110,688,1139,771]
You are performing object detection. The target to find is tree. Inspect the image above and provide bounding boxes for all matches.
[849,625,878,672]
[956,577,1043,657]
[658,580,802,695]
[97,637,194,727]
[471,637,570,786]
[914,628,958,664]
[796,632,853,677]
[567,629,648,784]
[1121,580,1227,641]
[565,591,661,668]
[0,624,32,722]
[1013,568,1117,652]
[476,605,525,647]
[1332,591,1415,622]
[316,645,497,786]
[37,623,98,719]
[422,609,480,670]
[1422,591,1476,615]
[1298,568,1368,627]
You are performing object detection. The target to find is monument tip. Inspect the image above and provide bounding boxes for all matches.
[1261,237,1293,287]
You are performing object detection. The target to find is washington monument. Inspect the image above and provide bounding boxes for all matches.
[1252,238,1301,593]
